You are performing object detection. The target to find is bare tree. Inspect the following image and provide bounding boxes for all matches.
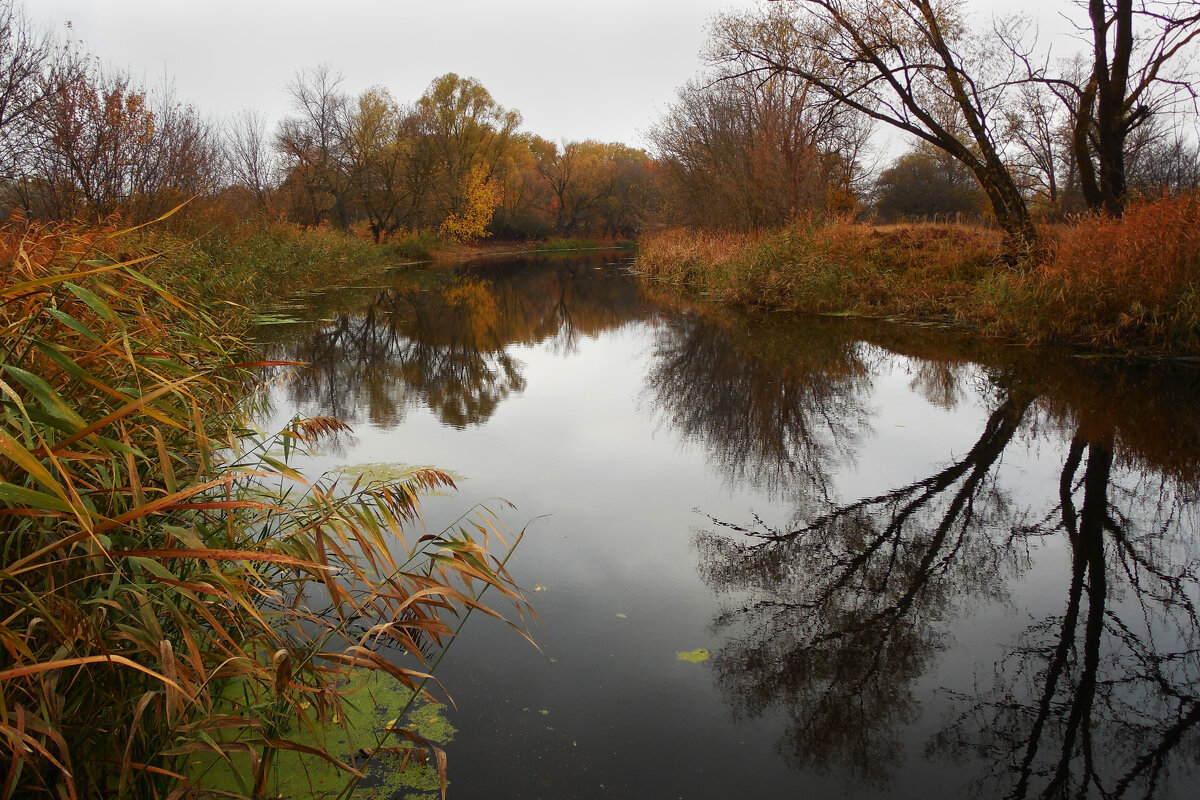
[1003,80,1074,214]
[649,66,869,230]
[0,0,79,208]
[1008,1,1200,215]
[275,64,350,228]
[226,107,277,209]
[23,65,220,221]
[713,1,1040,255]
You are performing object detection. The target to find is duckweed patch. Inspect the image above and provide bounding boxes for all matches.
[335,462,463,486]
[195,672,455,799]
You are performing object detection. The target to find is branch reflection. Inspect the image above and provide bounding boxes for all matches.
[673,314,1200,795]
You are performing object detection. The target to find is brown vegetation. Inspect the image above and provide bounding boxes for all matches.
[0,215,531,797]
[635,193,1200,353]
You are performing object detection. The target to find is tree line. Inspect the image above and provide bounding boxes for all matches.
[2,0,1198,245]
[0,1,655,241]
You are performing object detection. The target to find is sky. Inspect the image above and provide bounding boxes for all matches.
[30,0,742,148]
[29,0,1082,151]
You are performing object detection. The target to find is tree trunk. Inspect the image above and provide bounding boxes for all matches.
[975,157,1041,259]
[1085,0,1133,216]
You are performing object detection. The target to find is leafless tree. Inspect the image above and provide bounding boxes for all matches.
[649,66,869,230]
[1004,1,1200,215]
[712,1,1040,255]
[275,63,350,228]
[226,107,278,210]
[0,0,80,210]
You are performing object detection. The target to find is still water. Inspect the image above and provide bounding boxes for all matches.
[257,253,1200,799]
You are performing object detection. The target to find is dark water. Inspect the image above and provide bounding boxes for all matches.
[258,253,1200,799]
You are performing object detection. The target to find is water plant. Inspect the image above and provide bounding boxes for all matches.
[0,215,530,798]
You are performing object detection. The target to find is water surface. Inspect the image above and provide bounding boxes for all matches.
[258,253,1200,799]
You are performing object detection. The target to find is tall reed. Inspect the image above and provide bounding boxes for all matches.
[0,216,529,798]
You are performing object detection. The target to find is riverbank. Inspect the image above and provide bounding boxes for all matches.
[633,193,1200,355]
[164,222,634,307]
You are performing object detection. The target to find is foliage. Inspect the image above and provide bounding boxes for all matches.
[0,217,530,797]
[438,165,500,244]
[874,144,989,222]
[533,139,656,237]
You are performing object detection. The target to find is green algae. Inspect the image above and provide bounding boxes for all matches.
[334,462,463,487]
[193,671,455,799]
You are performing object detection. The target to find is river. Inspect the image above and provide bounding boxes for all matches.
[255,251,1200,799]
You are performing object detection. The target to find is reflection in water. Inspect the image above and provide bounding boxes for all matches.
[647,312,872,500]
[667,315,1200,796]
[932,434,1200,798]
[262,255,1200,797]
[267,255,653,428]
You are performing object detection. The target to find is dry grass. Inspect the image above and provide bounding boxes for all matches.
[635,194,1200,353]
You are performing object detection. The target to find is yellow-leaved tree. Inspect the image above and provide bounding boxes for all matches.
[439,164,501,243]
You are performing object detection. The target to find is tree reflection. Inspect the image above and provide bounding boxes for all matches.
[682,315,1200,795]
[696,385,1031,784]
[646,312,873,500]
[270,255,652,427]
[930,433,1200,798]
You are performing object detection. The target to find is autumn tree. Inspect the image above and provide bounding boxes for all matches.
[415,73,521,225]
[23,67,221,221]
[491,133,555,238]
[595,142,657,238]
[341,87,431,242]
[713,1,1040,254]
[438,163,501,243]
[534,139,610,235]
[650,65,868,230]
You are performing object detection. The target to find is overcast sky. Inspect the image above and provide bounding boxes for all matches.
[30,0,1081,151]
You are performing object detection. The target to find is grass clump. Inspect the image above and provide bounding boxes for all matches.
[637,219,1000,315]
[1000,193,1200,348]
[0,217,530,798]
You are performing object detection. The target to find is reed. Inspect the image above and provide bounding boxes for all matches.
[0,215,529,798]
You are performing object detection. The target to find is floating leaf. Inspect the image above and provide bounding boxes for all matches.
[676,649,711,663]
